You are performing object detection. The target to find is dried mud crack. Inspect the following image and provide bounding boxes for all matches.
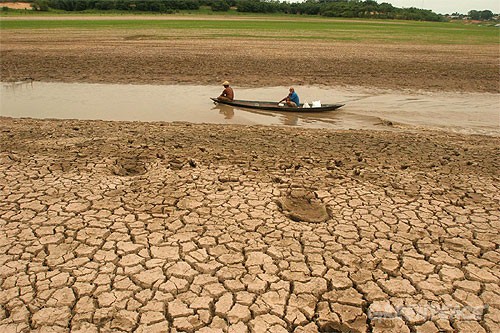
[1,117,499,332]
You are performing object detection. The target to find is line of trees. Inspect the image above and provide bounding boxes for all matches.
[34,0,200,12]
[468,10,494,20]
[26,0,496,22]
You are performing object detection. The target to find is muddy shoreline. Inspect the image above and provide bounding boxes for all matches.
[1,30,499,93]
[2,117,499,179]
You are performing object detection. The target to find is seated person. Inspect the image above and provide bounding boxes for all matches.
[217,81,234,101]
[279,87,299,107]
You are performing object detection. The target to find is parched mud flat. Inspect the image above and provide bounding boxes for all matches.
[1,117,499,332]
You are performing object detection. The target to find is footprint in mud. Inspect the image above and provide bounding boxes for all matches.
[112,157,147,176]
[277,189,330,223]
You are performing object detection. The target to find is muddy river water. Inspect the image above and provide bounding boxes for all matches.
[1,82,499,136]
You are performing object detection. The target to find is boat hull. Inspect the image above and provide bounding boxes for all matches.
[211,98,344,112]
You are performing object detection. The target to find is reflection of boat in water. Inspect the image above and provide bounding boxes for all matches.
[211,98,344,112]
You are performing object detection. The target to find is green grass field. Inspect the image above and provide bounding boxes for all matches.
[1,12,498,45]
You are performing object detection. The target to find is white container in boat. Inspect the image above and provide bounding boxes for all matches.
[303,102,310,108]
[312,100,321,108]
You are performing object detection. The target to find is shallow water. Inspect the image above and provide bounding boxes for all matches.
[1,82,499,136]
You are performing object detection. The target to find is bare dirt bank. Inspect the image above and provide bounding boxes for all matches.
[1,28,499,93]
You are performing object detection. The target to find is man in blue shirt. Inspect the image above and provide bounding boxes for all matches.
[279,87,300,107]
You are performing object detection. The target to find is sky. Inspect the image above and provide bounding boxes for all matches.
[381,0,500,14]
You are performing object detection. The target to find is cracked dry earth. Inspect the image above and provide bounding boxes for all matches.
[0,117,499,333]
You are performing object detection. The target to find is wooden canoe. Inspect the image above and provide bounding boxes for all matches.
[211,98,344,112]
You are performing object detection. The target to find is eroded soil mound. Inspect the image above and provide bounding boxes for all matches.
[278,190,330,223]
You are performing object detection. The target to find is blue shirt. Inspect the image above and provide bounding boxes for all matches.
[289,91,299,105]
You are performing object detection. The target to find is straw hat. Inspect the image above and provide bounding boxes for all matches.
[222,81,230,86]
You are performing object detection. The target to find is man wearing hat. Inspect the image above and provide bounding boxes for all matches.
[217,81,234,102]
